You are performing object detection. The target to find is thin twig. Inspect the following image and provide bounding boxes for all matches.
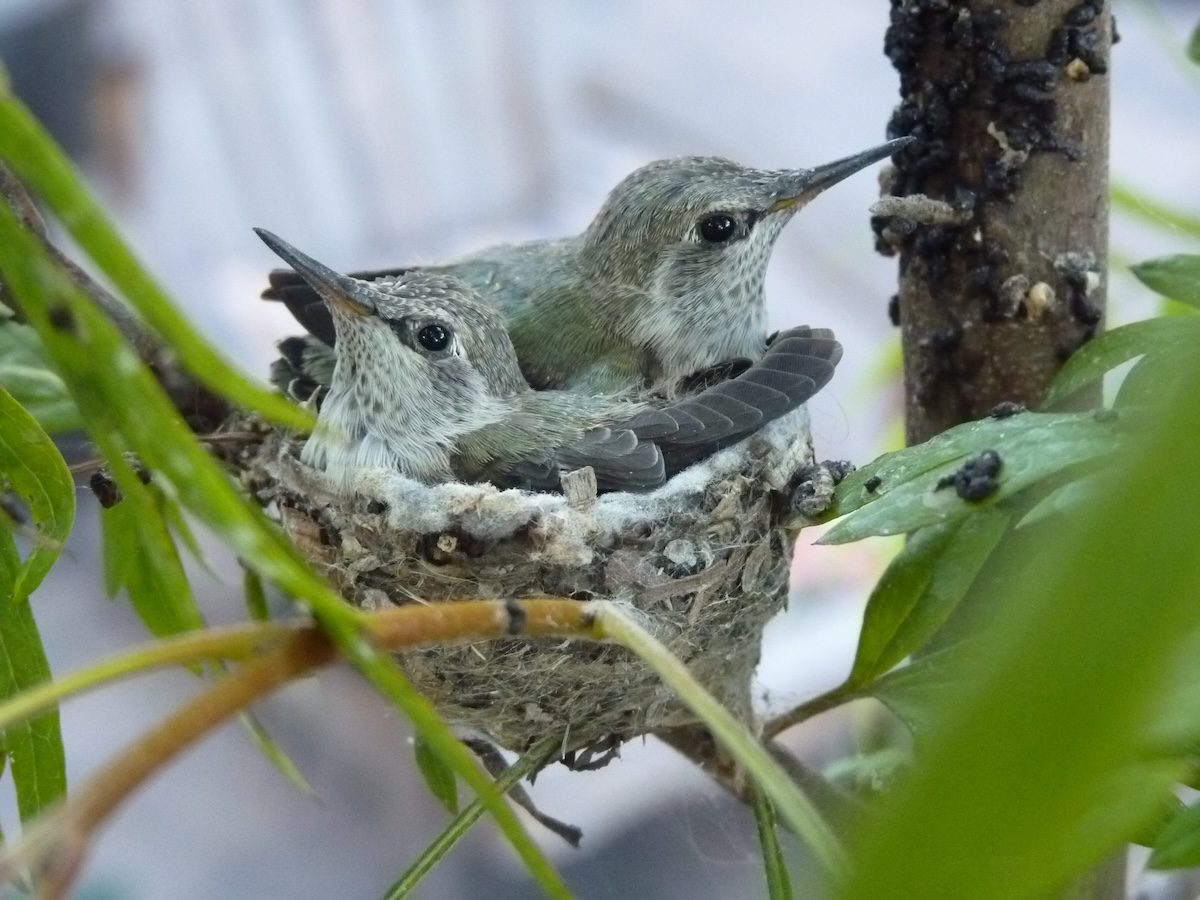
[67,432,266,478]
[383,733,565,900]
[0,160,227,427]
[763,682,861,740]
[0,161,157,361]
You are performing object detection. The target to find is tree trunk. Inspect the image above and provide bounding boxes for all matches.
[880,1,1120,896]
[878,0,1112,445]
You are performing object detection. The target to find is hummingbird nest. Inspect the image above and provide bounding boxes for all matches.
[232,407,817,762]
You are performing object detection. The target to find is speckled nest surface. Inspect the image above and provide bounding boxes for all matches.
[230,408,816,757]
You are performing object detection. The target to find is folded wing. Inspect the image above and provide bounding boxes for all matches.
[497,426,666,494]
[621,326,843,475]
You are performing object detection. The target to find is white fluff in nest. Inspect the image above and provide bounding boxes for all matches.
[338,406,813,561]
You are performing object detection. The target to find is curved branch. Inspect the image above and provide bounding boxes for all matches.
[0,161,228,428]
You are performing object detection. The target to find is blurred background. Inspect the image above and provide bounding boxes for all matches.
[1,1,1197,897]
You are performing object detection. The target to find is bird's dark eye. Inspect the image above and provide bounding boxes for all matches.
[698,213,737,244]
[417,322,451,352]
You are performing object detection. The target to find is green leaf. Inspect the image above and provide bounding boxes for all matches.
[0,181,566,896]
[1114,353,1168,409]
[243,566,270,622]
[0,385,75,602]
[849,511,1009,687]
[99,479,205,637]
[1044,316,1200,407]
[869,644,971,738]
[1111,183,1200,242]
[413,733,459,815]
[239,712,315,797]
[823,747,910,797]
[1016,473,1104,528]
[1149,801,1200,869]
[1135,793,1185,850]
[0,531,66,822]
[0,316,81,432]
[385,734,562,900]
[0,363,80,433]
[0,93,311,432]
[1188,18,1200,65]
[820,412,1123,544]
[837,343,1200,900]
[158,488,210,571]
[1131,255,1200,308]
[1143,629,1200,759]
[752,782,794,900]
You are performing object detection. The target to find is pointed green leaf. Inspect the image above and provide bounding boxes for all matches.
[0,385,75,600]
[1045,316,1200,407]
[243,566,270,622]
[0,363,80,433]
[0,318,81,432]
[157,484,210,571]
[1135,793,1185,850]
[1187,19,1200,65]
[384,734,562,900]
[868,643,971,738]
[0,531,66,821]
[1111,184,1200,241]
[1114,354,1168,409]
[849,511,1009,687]
[413,733,459,815]
[99,481,205,637]
[821,412,1123,544]
[1131,255,1200,308]
[1150,801,1200,869]
[239,712,316,797]
[0,385,72,820]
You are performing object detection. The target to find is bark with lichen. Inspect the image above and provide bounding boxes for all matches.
[877,2,1118,896]
[875,0,1111,445]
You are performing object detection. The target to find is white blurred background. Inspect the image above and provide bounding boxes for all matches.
[1,1,1197,897]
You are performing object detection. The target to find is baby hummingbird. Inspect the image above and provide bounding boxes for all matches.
[264,138,905,396]
[255,229,843,495]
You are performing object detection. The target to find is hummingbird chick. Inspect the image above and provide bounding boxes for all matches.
[256,229,843,496]
[264,138,906,396]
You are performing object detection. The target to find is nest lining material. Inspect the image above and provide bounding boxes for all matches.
[241,406,816,756]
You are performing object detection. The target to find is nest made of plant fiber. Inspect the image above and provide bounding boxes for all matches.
[232,406,817,760]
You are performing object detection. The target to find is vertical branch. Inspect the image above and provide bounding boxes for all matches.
[878,0,1112,444]
[879,3,1120,896]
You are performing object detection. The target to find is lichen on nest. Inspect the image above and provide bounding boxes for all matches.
[233,406,818,761]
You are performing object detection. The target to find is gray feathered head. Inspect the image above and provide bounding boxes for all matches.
[579,139,911,289]
[255,229,528,402]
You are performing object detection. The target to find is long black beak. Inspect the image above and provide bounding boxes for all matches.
[254,228,374,317]
[769,136,915,212]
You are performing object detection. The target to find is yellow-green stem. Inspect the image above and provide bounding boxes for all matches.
[591,601,847,878]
